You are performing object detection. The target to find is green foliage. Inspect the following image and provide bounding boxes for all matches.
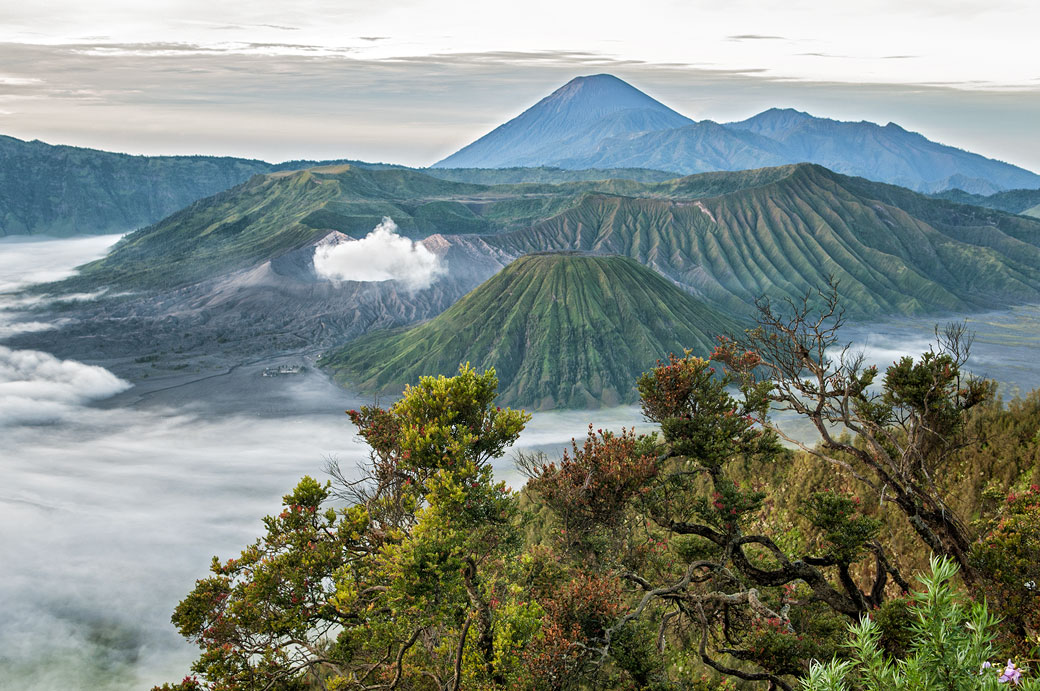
[800,491,882,564]
[160,365,532,691]
[883,350,993,441]
[170,476,369,689]
[638,351,774,468]
[352,363,530,472]
[870,596,916,660]
[746,617,820,677]
[802,557,1040,691]
[638,352,782,536]
[163,333,1040,691]
[970,486,1040,652]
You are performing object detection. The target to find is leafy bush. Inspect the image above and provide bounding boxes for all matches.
[971,486,1040,654]
[802,557,1039,690]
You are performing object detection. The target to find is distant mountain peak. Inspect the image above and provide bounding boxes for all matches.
[758,107,812,118]
[433,75,1040,193]
[538,73,679,113]
[432,74,692,169]
[727,107,817,136]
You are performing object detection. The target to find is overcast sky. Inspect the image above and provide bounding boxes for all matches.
[1,0,1038,170]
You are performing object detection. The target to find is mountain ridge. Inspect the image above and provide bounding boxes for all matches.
[0,134,400,237]
[433,75,1040,194]
[20,161,1040,411]
[56,162,1040,321]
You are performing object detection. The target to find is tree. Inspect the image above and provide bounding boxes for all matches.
[712,282,993,584]
[522,352,909,690]
[158,364,532,691]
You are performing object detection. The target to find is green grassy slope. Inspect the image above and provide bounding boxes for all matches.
[62,165,676,290]
[0,136,403,237]
[320,253,744,409]
[0,127,688,238]
[0,135,274,236]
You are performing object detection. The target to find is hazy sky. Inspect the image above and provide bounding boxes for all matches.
[1,0,1038,169]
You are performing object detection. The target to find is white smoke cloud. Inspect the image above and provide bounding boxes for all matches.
[0,346,132,425]
[312,217,445,290]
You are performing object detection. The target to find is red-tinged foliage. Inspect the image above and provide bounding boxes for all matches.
[711,338,762,374]
[520,573,626,690]
[637,351,775,469]
[971,486,1040,650]
[347,405,401,466]
[527,425,657,540]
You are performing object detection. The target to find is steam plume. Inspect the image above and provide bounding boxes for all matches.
[312,217,445,290]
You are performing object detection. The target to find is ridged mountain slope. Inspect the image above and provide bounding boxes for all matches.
[563,113,1040,193]
[494,164,1040,316]
[0,135,271,236]
[557,121,787,173]
[69,165,494,289]
[63,164,692,291]
[320,253,743,409]
[422,166,678,185]
[65,163,1040,320]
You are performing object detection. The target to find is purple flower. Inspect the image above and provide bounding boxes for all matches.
[999,659,1023,685]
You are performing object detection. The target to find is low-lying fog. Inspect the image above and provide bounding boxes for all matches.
[2,235,1039,690]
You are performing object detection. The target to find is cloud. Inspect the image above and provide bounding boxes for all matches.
[1,39,1039,170]
[0,345,132,425]
[0,234,133,424]
[728,34,786,40]
[0,75,42,85]
[0,234,123,292]
[0,320,61,338]
[313,217,446,290]
[0,405,375,690]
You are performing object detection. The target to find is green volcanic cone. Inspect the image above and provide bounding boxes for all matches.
[321,252,744,410]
